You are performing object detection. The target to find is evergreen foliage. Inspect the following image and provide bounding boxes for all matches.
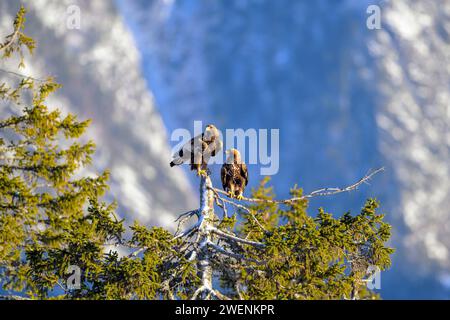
[0,7,394,300]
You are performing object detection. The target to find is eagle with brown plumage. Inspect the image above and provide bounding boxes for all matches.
[221,149,248,199]
[170,124,222,176]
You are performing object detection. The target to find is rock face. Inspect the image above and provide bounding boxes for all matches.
[117,0,450,298]
[0,0,196,228]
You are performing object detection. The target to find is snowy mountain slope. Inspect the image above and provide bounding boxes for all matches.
[372,0,450,278]
[117,0,450,298]
[0,0,196,228]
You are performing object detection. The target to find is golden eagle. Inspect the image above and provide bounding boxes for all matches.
[221,149,248,199]
[170,124,222,176]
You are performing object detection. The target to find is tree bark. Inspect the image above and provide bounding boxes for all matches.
[195,175,215,299]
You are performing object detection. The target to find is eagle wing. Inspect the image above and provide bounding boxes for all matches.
[241,163,249,186]
[210,139,222,157]
[171,129,222,170]
[202,139,222,166]
[204,138,222,158]
[170,134,204,166]
[221,164,229,190]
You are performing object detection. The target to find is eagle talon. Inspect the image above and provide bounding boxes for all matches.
[197,169,208,177]
[227,191,234,198]
[236,194,244,200]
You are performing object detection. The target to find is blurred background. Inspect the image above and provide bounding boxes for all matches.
[1,0,449,299]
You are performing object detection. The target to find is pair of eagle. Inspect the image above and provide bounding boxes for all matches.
[170,124,248,199]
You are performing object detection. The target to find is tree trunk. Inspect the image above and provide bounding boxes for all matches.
[196,175,215,299]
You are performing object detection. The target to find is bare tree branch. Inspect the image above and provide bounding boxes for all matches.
[127,246,148,258]
[235,282,244,300]
[173,215,204,240]
[208,227,265,249]
[177,167,384,300]
[190,285,231,301]
[174,209,199,237]
[210,167,384,204]
[210,188,268,234]
[0,294,30,300]
[191,285,207,300]
[175,209,199,222]
[214,195,228,218]
[0,68,48,82]
[211,289,231,300]
[0,26,20,52]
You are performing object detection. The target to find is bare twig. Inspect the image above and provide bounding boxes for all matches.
[190,285,231,301]
[173,215,204,240]
[210,188,268,233]
[210,168,384,204]
[219,196,269,234]
[235,282,244,300]
[214,196,228,218]
[175,209,199,222]
[127,246,148,258]
[208,227,265,249]
[191,285,207,300]
[174,209,199,237]
[56,280,68,293]
[161,279,176,300]
[0,68,48,82]
[0,294,30,300]
[0,26,20,52]
[211,289,231,300]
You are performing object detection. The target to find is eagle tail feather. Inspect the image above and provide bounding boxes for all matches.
[170,157,184,167]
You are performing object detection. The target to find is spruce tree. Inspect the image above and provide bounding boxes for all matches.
[0,7,394,300]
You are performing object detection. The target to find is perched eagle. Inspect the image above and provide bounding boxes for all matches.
[221,149,248,199]
[170,124,222,176]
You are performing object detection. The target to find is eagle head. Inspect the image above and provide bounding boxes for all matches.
[204,124,219,142]
[225,148,242,164]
